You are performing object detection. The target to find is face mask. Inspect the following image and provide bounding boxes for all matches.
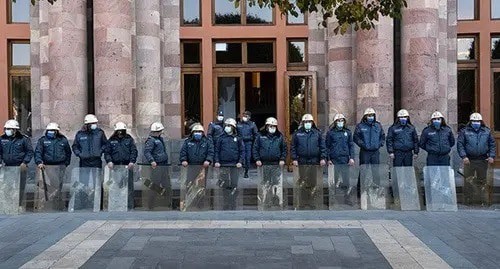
[367,116,375,123]
[117,130,125,136]
[4,129,13,137]
[304,123,312,130]
[242,117,249,122]
[268,127,276,134]
[471,122,481,130]
[224,126,233,134]
[90,124,98,130]
[217,116,224,121]
[399,118,408,125]
[193,132,202,140]
[336,121,344,129]
[47,131,56,139]
[432,120,441,129]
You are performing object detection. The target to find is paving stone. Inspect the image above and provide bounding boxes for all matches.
[106,257,135,269]
[290,245,314,254]
[121,236,150,251]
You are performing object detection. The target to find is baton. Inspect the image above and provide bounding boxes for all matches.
[41,169,49,201]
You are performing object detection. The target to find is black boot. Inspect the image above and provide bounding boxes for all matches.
[244,168,249,178]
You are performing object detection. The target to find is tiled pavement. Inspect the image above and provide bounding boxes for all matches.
[0,210,499,268]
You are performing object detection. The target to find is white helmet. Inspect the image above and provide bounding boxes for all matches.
[363,108,376,116]
[265,117,278,126]
[84,114,98,124]
[4,120,20,129]
[431,111,444,120]
[46,122,60,131]
[333,113,346,122]
[224,118,237,128]
[150,122,164,131]
[470,113,482,121]
[114,122,127,131]
[191,124,205,132]
[302,114,314,122]
[397,109,409,118]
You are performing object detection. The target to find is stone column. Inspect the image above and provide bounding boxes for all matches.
[135,0,162,137]
[307,11,328,129]
[401,0,440,126]
[160,0,181,139]
[446,0,458,127]
[327,17,356,127]
[30,1,41,136]
[356,16,394,125]
[94,0,133,132]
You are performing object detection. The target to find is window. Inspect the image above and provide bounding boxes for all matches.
[494,71,500,131]
[214,41,275,66]
[247,42,273,64]
[8,41,31,135]
[288,40,307,64]
[8,0,30,23]
[457,70,477,128]
[11,43,30,66]
[457,0,477,20]
[182,41,201,65]
[182,73,202,136]
[457,37,476,61]
[214,0,273,25]
[492,0,500,19]
[287,0,305,24]
[492,36,500,60]
[215,42,242,64]
[182,0,201,25]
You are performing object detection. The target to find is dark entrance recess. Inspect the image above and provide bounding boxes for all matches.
[244,71,276,129]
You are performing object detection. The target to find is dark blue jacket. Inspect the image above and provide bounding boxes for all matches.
[179,136,214,165]
[144,136,169,164]
[35,134,71,166]
[214,133,244,165]
[237,121,258,143]
[207,121,224,142]
[72,128,107,160]
[457,125,496,159]
[104,134,138,165]
[326,127,354,164]
[419,125,455,156]
[354,121,385,151]
[253,131,287,164]
[0,132,34,166]
[386,123,419,154]
[291,127,327,164]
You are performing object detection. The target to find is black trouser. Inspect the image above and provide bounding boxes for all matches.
[393,151,413,167]
[218,167,240,210]
[359,150,380,165]
[463,159,490,205]
[296,164,320,209]
[37,165,65,211]
[73,168,100,210]
[259,165,282,208]
[79,157,102,168]
[183,165,207,210]
[5,164,27,205]
[426,154,450,166]
[145,164,172,210]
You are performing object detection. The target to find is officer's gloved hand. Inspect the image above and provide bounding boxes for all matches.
[389,153,395,159]
[320,160,326,166]
[151,162,158,169]
[279,161,285,167]
[20,163,27,169]
[487,157,494,164]
[214,162,221,168]
[413,154,418,160]
[328,161,333,166]
[236,163,242,168]
[348,159,355,166]
[181,161,188,167]
[203,161,210,168]
[38,164,45,170]
[292,160,298,166]
[463,157,470,165]
[127,163,134,170]
[256,161,262,167]
[107,162,114,169]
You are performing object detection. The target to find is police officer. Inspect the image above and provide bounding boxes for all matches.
[326,113,355,167]
[419,111,455,166]
[353,108,385,165]
[72,114,107,168]
[253,117,287,167]
[144,122,169,168]
[237,111,258,178]
[457,113,496,181]
[386,109,419,167]
[291,114,326,209]
[105,122,138,170]
[214,118,244,210]
[0,119,33,168]
[35,122,71,168]
[207,111,225,144]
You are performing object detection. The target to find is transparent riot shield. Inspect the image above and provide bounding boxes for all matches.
[212,166,243,210]
[360,164,390,210]
[462,161,493,207]
[423,166,458,211]
[257,165,284,210]
[103,166,129,212]
[328,165,359,210]
[33,166,66,212]
[391,167,421,211]
[293,165,324,210]
[68,167,102,212]
[0,166,24,214]
[136,165,172,211]
[180,165,209,211]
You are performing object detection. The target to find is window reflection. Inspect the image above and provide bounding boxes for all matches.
[182,0,200,25]
[457,38,475,61]
[246,2,272,24]
[11,76,32,136]
[10,0,30,23]
[494,72,500,131]
[183,74,202,136]
[457,0,476,20]
[183,42,201,64]
[457,70,476,129]
[247,43,273,63]
[214,0,241,24]
[215,42,242,64]
[492,37,500,59]
[287,0,305,24]
[493,0,500,19]
[288,41,306,63]
[12,43,31,66]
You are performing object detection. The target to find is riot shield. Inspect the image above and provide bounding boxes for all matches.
[328,165,359,210]
[423,166,458,211]
[33,166,66,212]
[136,165,172,211]
[257,165,284,210]
[180,165,209,211]
[103,166,129,212]
[462,161,493,207]
[0,166,24,214]
[68,168,102,212]
[293,165,324,210]
[212,166,243,210]
[360,164,390,210]
[391,167,421,211]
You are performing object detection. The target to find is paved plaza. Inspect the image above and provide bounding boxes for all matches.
[0,210,499,268]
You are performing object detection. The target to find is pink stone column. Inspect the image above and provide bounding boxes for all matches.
[401,0,440,127]
[30,1,41,134]
[356,17,394,126]
[446,0,458,127]
[135,0,162,137]
[94,0,133,132]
